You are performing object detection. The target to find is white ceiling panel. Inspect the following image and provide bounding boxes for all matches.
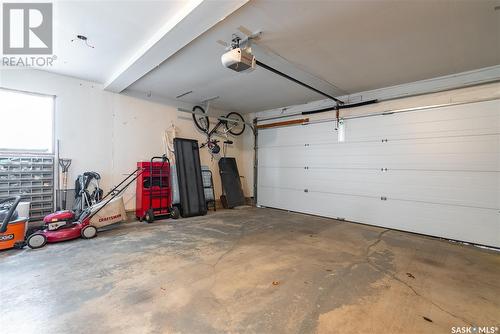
[49,0,186,83]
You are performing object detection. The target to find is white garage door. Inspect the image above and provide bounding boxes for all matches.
[257,99,500,248]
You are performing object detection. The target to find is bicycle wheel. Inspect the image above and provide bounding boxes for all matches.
[192,106,210,133]
[224,112,246,136]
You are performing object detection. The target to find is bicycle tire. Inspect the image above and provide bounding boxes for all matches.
[192,106,210,133]
[224,112,246,136]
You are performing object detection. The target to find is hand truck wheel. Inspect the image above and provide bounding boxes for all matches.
[145,209,155,223]
[170,206,180,219]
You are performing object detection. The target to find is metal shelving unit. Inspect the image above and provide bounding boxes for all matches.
[0,155,54,221]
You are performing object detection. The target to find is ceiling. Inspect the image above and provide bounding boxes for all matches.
[39,0,500,113]
[49,0,186,82]
[127,0,500,113]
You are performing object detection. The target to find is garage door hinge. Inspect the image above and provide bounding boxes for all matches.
[381,139,388,143]
[380,196,387,201]
[304,166,309,170]
[304,189,309,193]
[381,168,388,172]
[304,143,310,147]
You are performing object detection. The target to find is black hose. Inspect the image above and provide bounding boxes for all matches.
[302,99,378,116]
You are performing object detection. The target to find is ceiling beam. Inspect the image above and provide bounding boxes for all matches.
[104,0,249,93]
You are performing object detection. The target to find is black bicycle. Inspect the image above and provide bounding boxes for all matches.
[192,106,246,154]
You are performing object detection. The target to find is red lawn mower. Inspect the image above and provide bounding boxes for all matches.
[26,167,143,249]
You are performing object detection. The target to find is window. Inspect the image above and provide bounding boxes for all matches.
[0,88,54,153]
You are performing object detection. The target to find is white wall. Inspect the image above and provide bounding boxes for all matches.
[0,69,254,210]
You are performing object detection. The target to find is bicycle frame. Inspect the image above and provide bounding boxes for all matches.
[206,117,238,139]
[200,118,233,151]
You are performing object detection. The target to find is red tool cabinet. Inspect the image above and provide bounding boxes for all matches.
[135,160,173,221]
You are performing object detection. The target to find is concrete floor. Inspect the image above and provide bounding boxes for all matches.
[1,207,499,334]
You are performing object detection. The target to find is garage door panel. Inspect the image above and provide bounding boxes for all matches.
[383,136,500,158]
[380,171,500,209]
[300,191,386,224]
[306,136,500,155]
[259,167,306,190]
[306,150,498,171]
[257,99,500,247]
[260,189,499,247]
[258,146,305,167]
[345,100,500,141]
[306,169,382,198]
[305,135,499,171]
[258,186,310,213]
[302,122,339,144]
[259,126,306,147]
[347,101,500,134]
[373,200,499,247]
[346,115,499,142]
[304,169,499,209]
[300,192,499,247]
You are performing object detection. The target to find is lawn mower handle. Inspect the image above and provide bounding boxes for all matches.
[87,168,145,221]
[100,167,144,201]
[0,196,21,233]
